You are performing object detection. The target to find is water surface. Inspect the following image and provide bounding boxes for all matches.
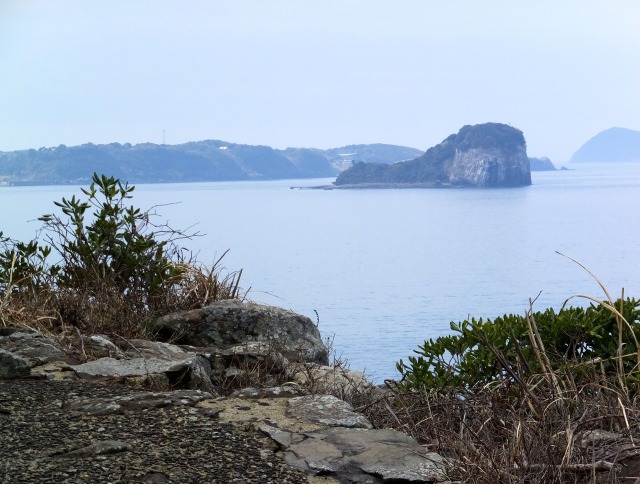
[2,163,638,381]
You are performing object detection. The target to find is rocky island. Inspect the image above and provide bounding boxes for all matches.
[528,156,556,171]
[334,123,532,188]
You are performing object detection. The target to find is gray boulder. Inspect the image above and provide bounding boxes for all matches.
[0,348,31,378]
[0,328,71,366]
[116,338,198,360]
[154,300,329,365]
[69,338,215,392]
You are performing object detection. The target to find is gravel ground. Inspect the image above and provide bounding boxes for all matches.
[0,378,310,483]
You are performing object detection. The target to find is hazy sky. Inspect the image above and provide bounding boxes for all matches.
[1,1,638,162]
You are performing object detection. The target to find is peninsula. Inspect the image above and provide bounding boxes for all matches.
[0,141,422,186]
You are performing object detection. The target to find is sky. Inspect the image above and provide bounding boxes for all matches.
[1,1,638,163]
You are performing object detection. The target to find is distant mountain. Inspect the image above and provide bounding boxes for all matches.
[570,127,640,163]
[529,156,556,171]
[334,123,531,188]
[0,140,421,186]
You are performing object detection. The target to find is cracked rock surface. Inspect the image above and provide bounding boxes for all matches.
[287,395,373,429]
[0,379,309,483]
[1,324,449,483]
[277,427,447,483]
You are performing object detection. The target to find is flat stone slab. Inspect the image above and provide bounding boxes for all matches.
[282,427,448,483]
[51,440,133,459]
[63,389,212,415]
[288,395,372,429]
[118,339,195,360]
[72,356,193,378]
[30,360,77,380]
[230,386,306,399]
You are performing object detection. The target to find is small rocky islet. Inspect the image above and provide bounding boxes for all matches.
[1,300,450,483]
[333,123,532,189]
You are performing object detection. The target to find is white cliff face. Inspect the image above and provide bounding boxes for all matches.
[447,146,531,187]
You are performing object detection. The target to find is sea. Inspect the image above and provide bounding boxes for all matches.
[1,162,639,382]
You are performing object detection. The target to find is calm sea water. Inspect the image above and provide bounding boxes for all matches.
[1,162,639,381]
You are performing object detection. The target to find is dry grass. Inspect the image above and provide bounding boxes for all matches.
[329,350,640,483]
[365,375,640,483]
[350,264,640,483]
[1,174,245,341]
[0,256,243,340]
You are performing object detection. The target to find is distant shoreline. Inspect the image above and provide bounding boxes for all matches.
[294,181,533,190]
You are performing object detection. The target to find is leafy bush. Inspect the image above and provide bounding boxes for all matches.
[0,173,242,336]
[397,298,640,393]
[39,174,187,307]
[385,296,640,482]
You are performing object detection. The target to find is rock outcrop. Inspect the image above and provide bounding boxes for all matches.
[154,300,329,366]
[0,299,453,482]
[275,427,447,482]
[1,321,451,483]
[0,300,329,392]
[335,122,532,188]
[0,348,31,378]
[529,156,556,171]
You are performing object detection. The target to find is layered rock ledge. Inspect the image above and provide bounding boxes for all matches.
[1,300,450,483]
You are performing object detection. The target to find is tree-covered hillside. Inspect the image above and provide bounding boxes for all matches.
[0,140,422,186]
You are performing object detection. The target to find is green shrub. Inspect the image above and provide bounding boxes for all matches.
[0,173,241,336]
[39,174,186,307]
[397,298,640,393]
[0,235,53,293]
